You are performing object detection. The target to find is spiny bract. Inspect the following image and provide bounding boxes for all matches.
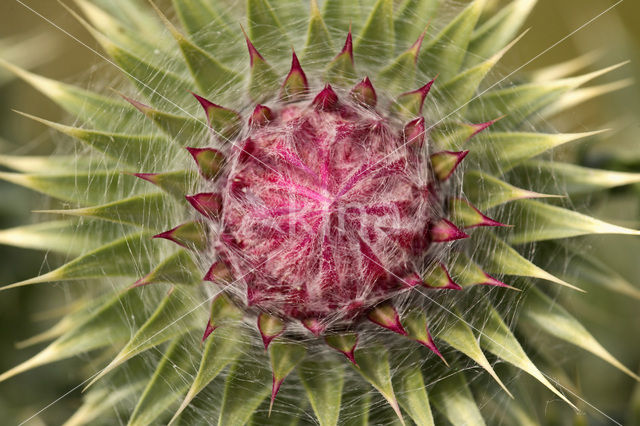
[0,0,639,425]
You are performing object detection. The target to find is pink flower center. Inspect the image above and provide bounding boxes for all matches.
[217,99,437,323]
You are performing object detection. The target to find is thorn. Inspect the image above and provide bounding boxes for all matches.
[249,104,274,127]
[325,333,358,365]
[367,302,407,336]
[132,172,157,182]
[258,313,285,350]
[312,84,339,110]
[152,222,207,250]
[119,93,151,114]
[335,27,354,63]
[480,273,520,291]
[430,219,469,242]
[203,261,232,283]
[201,319,215,342]
[190,92,241,139]
[240,25,265,67]
[351,76,377,107]
[408,26,429,62]
[186,147,226,180]
[191,92,219,114]
[419,333,448,366]
[281,49,309,100]
[400,271,423,289]
[153,226,185,247]
[404,117,426,147]
[467,116,505,140]
[131,275,152,288]
[301,318,326,336]
[269,376,283,417]
[430,150,469,181]
[422,263,463,290]
[394,77,437,116]
[452,198,509,228]
[185,192,223,219]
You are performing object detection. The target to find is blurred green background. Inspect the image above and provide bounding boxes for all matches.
[0,0,638,424]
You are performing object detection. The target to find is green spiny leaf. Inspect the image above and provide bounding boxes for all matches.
[170,325,247,424]
[325,34,357,85]
[394,0,439,49]
[429,120,488,149]
[355,0,394,67]
[75,0,175,60]
[0,231,163,291]
[521,288,640,380]
[394,362,435,426]
[506,199,640,243]
[87,286,202,388]
[192,96,242,141]
[207,293,244,329]
[129,335,197,426]
[154,221,209,251]
[0,220,131,255]
[89,0,164,36]
[354,346,404,424]
[152,4,242,96]
[0,154,98,174]
[171,0,233,41]
[135,171,196,198]
[0,32,59,86]
[418,0,486,81]
[466,62,628,125]
[270,0,308,41]
[124,96,204,141]
[40,193,174,228]
[245,35,280,102]
[466,0,536,65]
[378,31,423,93]
[530,51,602,82]
[482,233,582,291]
[68,7,194,107]
[0,288,148,383]
[0,58,136,131]
[550,244,640,300]
[135,249,201,287]
[448,252,513,289]
[102,45,192,108]
[517,161,640,195]
[439,31,526,114]
[269,342,307,413]
[323,0,361,36]
[218,356,271,426]
[303,0,333,67]
[17,111,181,170]
[449,198,503,228]
[431,373,485,426]
[299,358,344,426]
[341,389,372,426]
[468,130,606,172]
[0,170,145,205]
[65,381,147,426]
[478,305,576,408]
[464,170,560,209]
[247,0,289,60]
[540,79,633,119]
[16,297,106,349]
[438,315,512,396]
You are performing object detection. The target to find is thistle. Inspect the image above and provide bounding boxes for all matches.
[1,0,639,425]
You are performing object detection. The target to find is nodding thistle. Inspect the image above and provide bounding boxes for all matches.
[1,0,639,425]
